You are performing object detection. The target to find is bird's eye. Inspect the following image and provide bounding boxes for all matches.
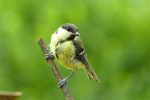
[67,28,71,32]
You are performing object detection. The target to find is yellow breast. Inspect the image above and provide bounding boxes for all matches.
[55,41,81,70]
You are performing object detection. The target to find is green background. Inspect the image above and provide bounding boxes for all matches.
[0,0,150,100]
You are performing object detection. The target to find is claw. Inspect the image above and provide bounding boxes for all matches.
[57,71,75,88]
[58,78,67,88]
[44,53,54,60]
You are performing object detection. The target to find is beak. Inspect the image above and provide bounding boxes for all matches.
[74,32,80,36]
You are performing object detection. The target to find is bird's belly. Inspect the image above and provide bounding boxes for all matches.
[58,55,81,70]
[55,41,81,70]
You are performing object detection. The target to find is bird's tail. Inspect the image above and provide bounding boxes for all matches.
[83,65,100,83]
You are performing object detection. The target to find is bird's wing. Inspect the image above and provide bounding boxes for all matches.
[73,36,99,82]
[73,36,89,67]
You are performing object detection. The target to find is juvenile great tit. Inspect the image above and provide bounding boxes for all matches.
[48,23,99,88]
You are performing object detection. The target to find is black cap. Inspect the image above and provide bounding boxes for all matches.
[61,23,79,33]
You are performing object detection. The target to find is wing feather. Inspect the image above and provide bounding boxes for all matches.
[73,36,88,66]
[73,36,99,82]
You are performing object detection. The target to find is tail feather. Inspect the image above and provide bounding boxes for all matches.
[84,66,100,83]
[77,54,100,82]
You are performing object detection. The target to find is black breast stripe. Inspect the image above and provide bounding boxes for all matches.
[56,35,76,46]
[55,35,77,59]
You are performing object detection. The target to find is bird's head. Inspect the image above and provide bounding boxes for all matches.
[56,23,80,41]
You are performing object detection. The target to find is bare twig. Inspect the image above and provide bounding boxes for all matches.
[38,37,74,100]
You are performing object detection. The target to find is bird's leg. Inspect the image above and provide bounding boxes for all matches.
[44,52,54,60]
[58,71,75,88]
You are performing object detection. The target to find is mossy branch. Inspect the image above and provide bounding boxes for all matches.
[38,37,74,100]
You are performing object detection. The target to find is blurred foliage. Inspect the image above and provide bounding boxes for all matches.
[0,0,150,100]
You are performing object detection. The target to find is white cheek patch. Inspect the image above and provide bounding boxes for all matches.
[58,27,71,40]
[57,27,64,35]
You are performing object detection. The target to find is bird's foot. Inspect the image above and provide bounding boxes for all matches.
[58,78,67,88]
[44,52,54,60]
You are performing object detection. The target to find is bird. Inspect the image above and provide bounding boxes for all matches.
[46,23,99,88]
